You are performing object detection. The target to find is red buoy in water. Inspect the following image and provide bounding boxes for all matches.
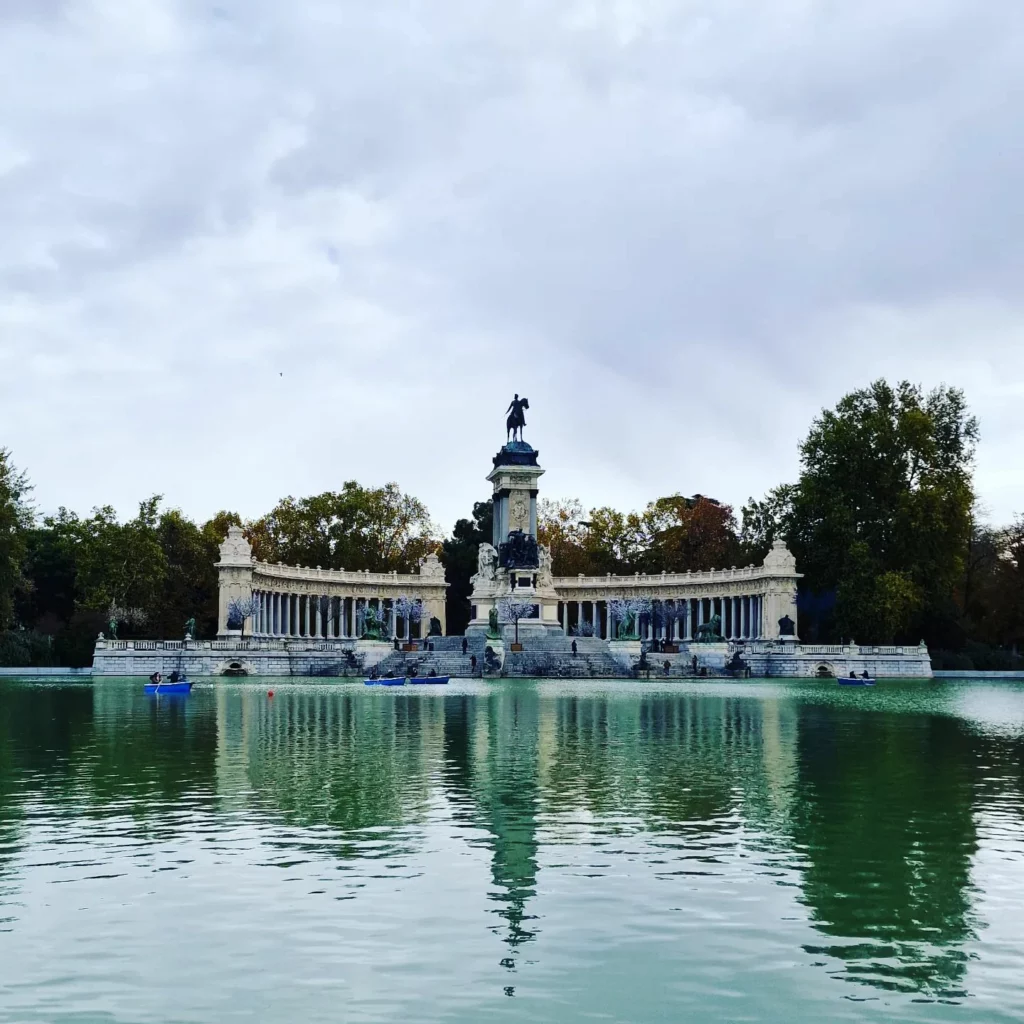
[267,690,275,698]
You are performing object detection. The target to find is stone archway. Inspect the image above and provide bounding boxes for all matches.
[216,659,251,676]
[815,663,835,678]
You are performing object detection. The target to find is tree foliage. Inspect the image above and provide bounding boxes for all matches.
[742,380,979,644]
[247,482,437,572]
[440,499,493,636]
[0,449,33,630]
[538,494,745,577]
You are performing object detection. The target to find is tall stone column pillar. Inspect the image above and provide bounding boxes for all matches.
[561,603,568,634]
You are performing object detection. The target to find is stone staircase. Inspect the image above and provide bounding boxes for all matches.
[501,636,624,678]
[366,634,628,679]
[366,635,488,679]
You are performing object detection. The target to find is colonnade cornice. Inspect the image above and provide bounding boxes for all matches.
[249,560,448,590]
[555,586,770,602]
[552,567,800,594]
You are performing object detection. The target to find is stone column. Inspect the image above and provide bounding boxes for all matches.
[561,602,568,634]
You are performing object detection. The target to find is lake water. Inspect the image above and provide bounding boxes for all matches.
[1,677,1023,1023]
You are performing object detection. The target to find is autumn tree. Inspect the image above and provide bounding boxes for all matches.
[640,494,744,573]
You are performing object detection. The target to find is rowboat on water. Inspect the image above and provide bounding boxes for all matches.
[365,678,405,686]
[144,681,194,694]
[409,676,450,685]
[838,677,876,686]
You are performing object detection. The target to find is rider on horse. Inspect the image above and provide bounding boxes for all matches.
[506,394,529,443]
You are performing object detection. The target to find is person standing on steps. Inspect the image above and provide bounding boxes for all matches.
[462,636,468,655]
[571,639,578,657]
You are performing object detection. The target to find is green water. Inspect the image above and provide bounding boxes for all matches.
[1,678,1023,1023]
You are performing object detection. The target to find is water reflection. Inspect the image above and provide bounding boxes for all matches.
[1,678,1023,1011]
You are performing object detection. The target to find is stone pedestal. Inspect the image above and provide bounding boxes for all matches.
[468,440,563,637]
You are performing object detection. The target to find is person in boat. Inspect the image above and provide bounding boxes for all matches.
[429,668,437,677]
[169,670,181,683]
[862,670,870,679]
[149,671,162,685]
[849,670,858,679]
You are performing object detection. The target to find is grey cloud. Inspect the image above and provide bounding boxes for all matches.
[1,0,1022,529]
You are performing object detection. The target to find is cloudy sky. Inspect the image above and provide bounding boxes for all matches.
[2,0,1022,534]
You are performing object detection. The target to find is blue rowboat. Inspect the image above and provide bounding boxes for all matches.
[409,676,449,685]
[144,681,194,694]
[365,678,405,686]
[838,677,875,686]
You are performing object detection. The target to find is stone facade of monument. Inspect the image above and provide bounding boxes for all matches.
[90,403,932,678]
[214,525,449,641]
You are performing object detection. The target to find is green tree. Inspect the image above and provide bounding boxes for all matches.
[441,499,493,636]
[150,508,224,640]
[742,380,978,644]
[247,482,436,572]
[0,449,33,631]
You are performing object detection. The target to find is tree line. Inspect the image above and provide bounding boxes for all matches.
[0,473,438,667]
[2,379,1021,668]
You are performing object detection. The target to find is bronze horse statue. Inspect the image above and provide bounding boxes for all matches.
[506,395,529,443]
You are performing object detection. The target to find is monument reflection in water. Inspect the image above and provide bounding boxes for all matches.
[1,679,1023,1020]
